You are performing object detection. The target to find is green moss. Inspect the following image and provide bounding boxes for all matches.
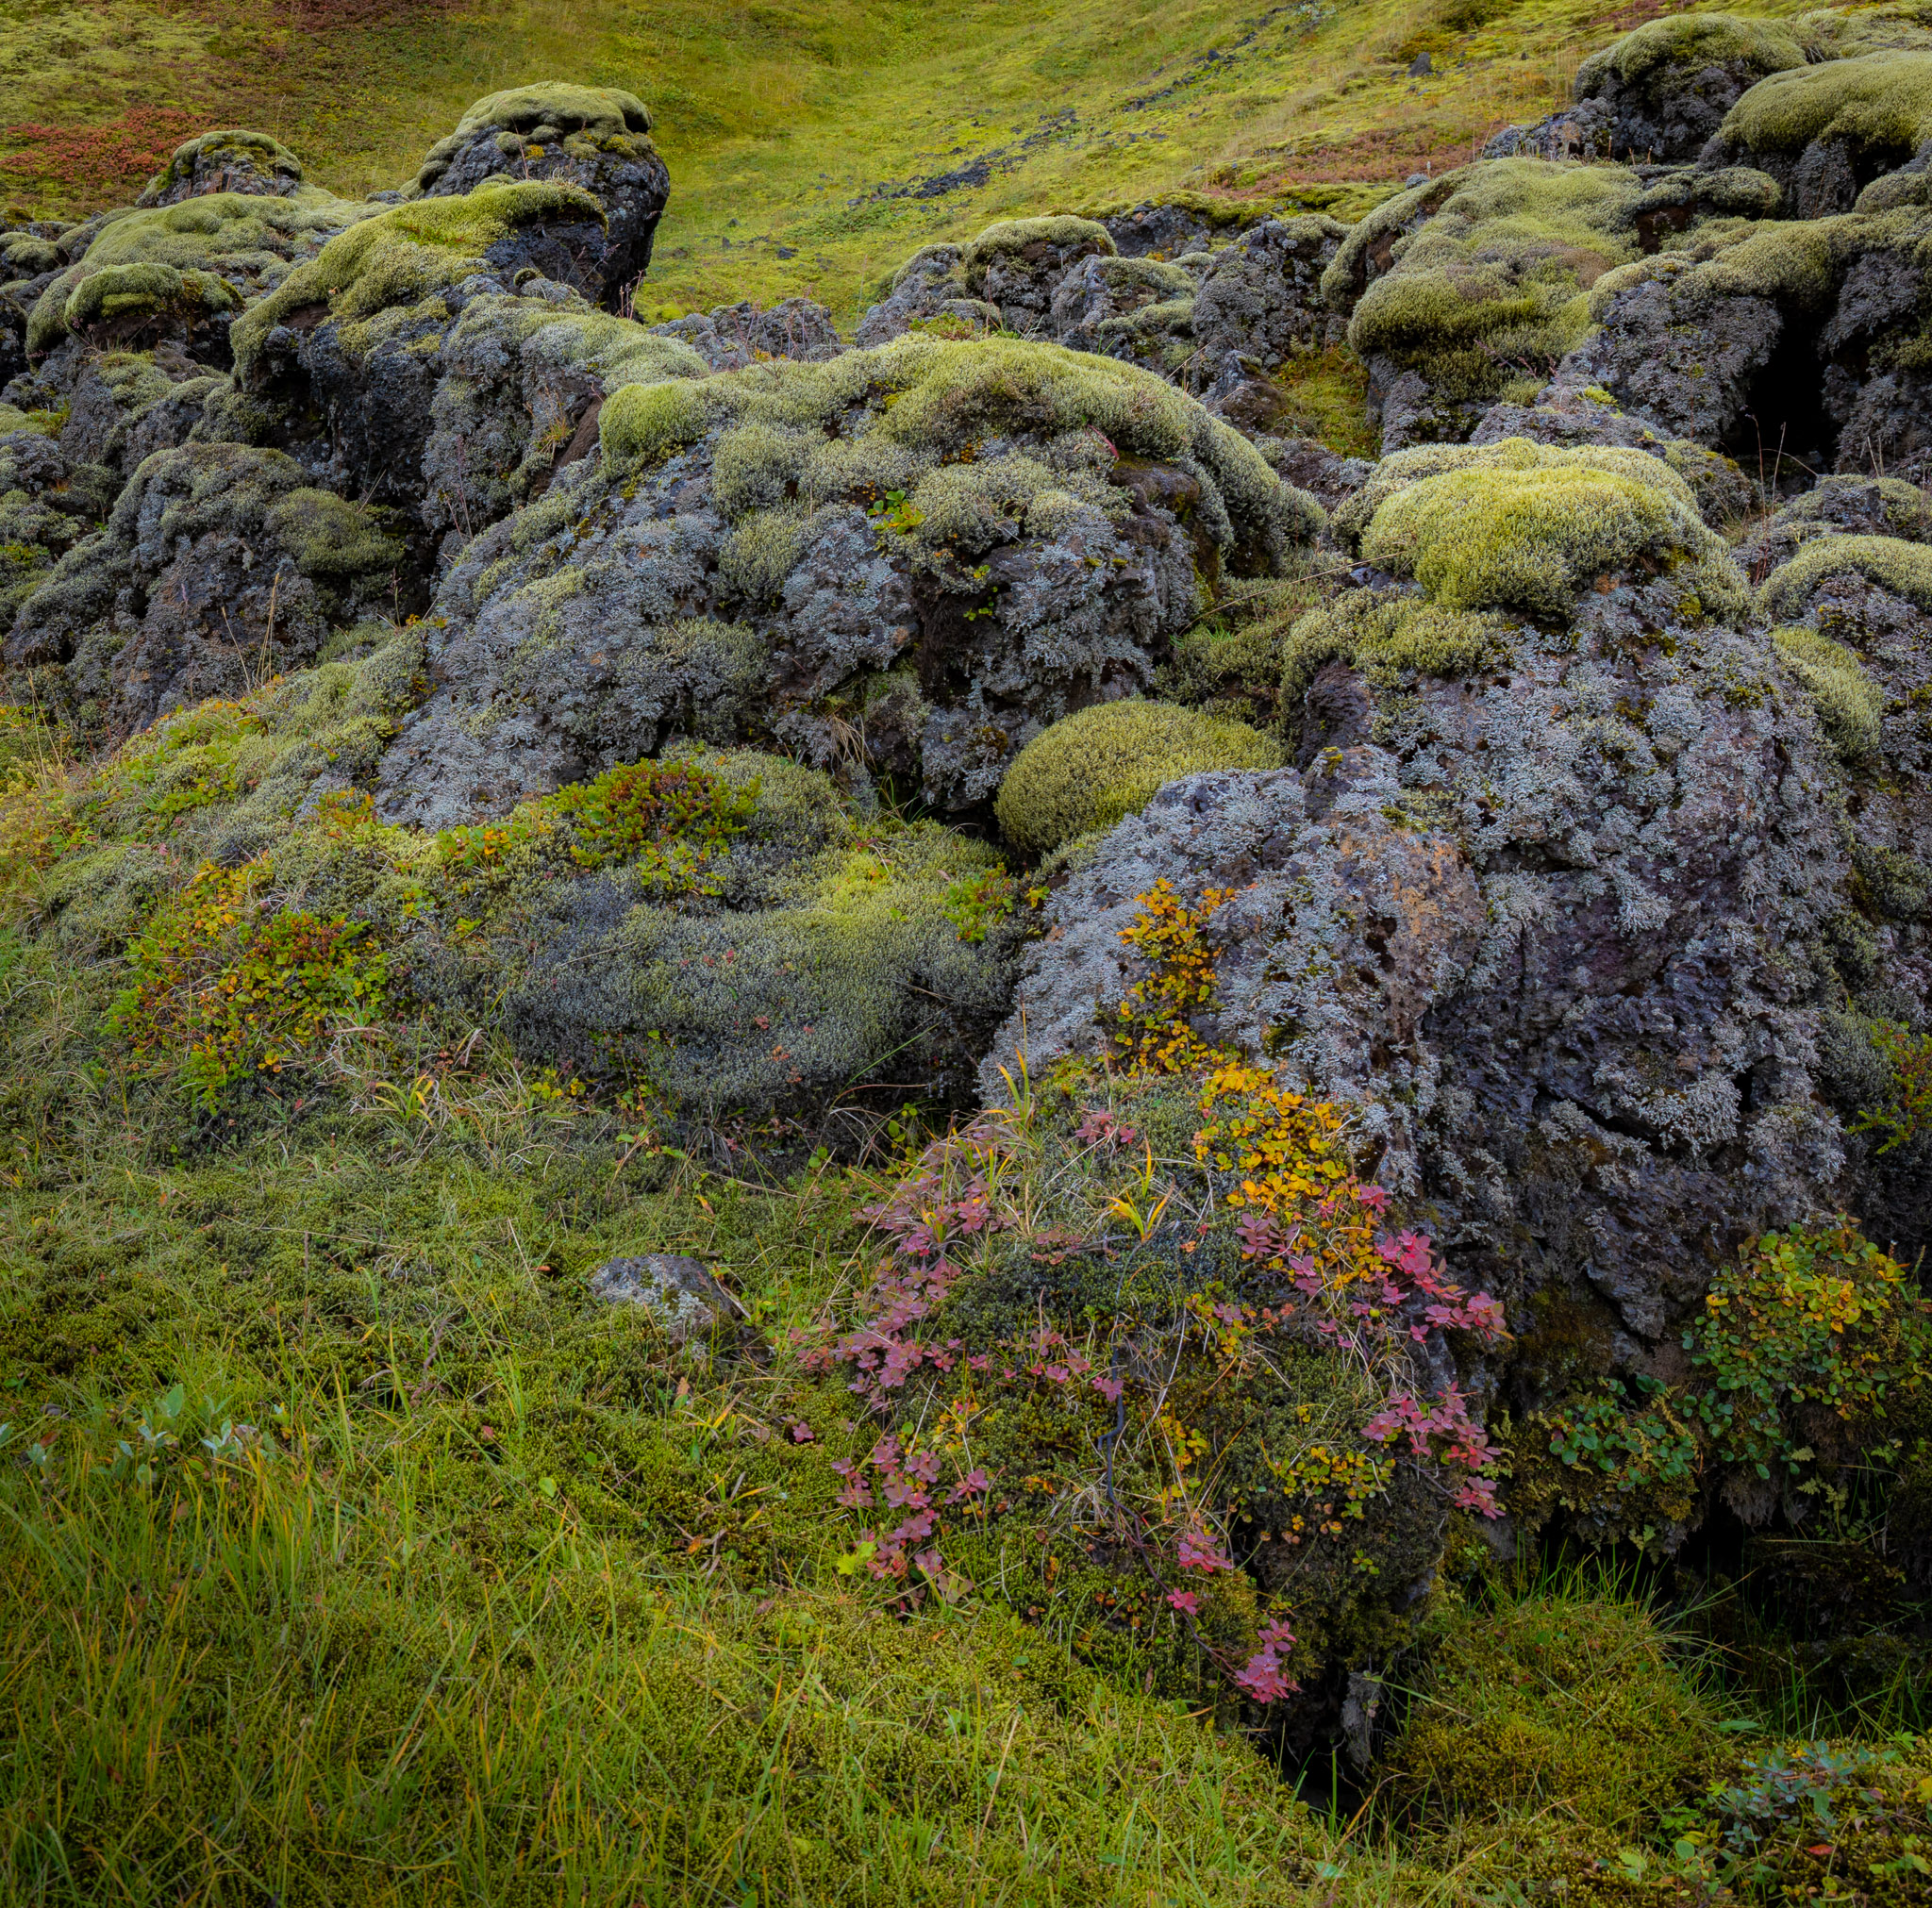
[1390,1584,1724,1833]
[994,699,1284,854]
[140,128,306,200]
[598,376,709,469]
[261,489,405,580]
[1723,50,1932,159]
[1772,624,1886,759]
[1352,439,1743,621]
[1758,530,1932,619]
[1282,592,1507,708]
[232,183,606,378]
[1327,161,1645,411]
[444,81,654,140]
[1575,14,1807,100]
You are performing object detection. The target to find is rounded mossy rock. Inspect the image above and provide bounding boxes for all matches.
[994,699,1284,854]
[137,129,308,207]
[1554,197,1932,460]
[411,85,667,305]
[1341,437,1745,622]
[1713,50,1932,216]
[1738,473,1932,574]
[649,296,843,373]
[1571,13,1811,161]
[6,441,408,735]
[422,297,706,542]
[375,334,1324,830]
[987,473,1866,1338]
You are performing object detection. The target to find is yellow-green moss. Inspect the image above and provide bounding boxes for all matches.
[232,183,606,378]
[959,215,1114,282]
[1338,438,1741,620]
[1723,49,1932,158]
[1758,530,1932,619]
[1282,592,1507,706]
[598,377,710,469]
[1772,624,1886,758]
[1390,1586,1724,1833]
[446,82,654,140]
[994,699,1284,854]
[139,128,307,202]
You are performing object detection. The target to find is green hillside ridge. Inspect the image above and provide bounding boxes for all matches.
[3,0,1782,320]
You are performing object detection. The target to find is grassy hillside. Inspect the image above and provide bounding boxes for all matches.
[0,0,1776,320]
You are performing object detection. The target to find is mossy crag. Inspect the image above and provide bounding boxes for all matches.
[1575,13,1809,105]
[423,296,707,538]
[1718,49,1932,203]
[1758,529,1932,620]
[994,699,1284,854]
[137,129,308,208]
[232,183,608,383]
[1341,437,1746,622]
[414,83,657,194]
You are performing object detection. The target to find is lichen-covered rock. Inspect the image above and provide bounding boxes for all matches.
[1556,200,1932,472]
[1324,158,1785,455]
[853,244,968,346]
[1737,473,1932,578]
[1090,193,1275,259]
[1189,215,1348,373]
[421,291,705,549]
[0,425,110,622]
[26,187,373,367]
[589,1253,741,1342]
[6,441,406,736]
[1469,385,1752,525]
[399,742,1032,1120]
[1048,255,1195,352]
[372,337,1322,829]
[230,184,615,513]
[1755,534,1932,1248]
[991,442,1858,1342]
[651,297,843,371]
[137,130,308,207]
[412,85,669,305]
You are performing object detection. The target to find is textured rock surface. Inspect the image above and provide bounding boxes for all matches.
[413,84,670,303]
[991,444,1873,1343]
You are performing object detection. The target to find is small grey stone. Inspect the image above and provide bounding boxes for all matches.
[1407,53,1431,78]
[589,1253,741,1341]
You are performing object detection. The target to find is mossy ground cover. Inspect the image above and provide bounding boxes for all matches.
[0,0,1816,323]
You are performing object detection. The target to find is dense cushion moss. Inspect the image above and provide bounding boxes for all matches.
[1349,438,1745,620]
[993,700,1284,854]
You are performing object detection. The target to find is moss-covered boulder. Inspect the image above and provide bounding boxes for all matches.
[372,336,1323,828]
[991,440,1857,1343]
[960,216,1114,331]
[649,296,843,372]
[1557,196,1932,471]
[26,186,375,366]
[411,85,669,306]
[1712,50,1932,218]
[137,129,309,208]
[1505,13,1812,164]
[994,699,1284,854]
[421,293,706,550]
[5,441,407,735]
[231,184,615,514]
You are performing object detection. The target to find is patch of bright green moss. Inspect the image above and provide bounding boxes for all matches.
[994,699,1284,854]
[1758,530,1932,619]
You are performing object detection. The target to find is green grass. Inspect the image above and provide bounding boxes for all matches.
[3,0,1821,320]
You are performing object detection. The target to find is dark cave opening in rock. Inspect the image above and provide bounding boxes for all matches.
[1723,320,1837,482]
